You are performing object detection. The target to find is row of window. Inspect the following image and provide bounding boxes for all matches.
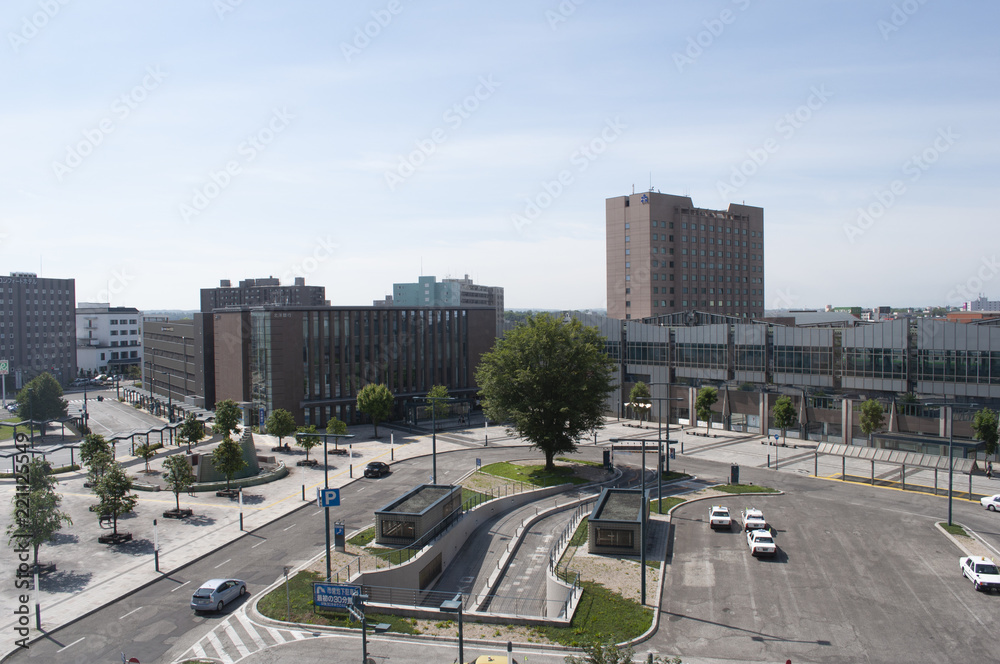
[108,319,139,325]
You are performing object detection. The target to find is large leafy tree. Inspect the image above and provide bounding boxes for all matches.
[772,396,798,445]
[628,382,651,423]
[266,409,297,450]
[211,436,247,491]
[177,414,205,453]
[695,386,719,434]
[163,454,196,513]
[93,462,137,536]
[212,399,243,441]
[475,313,616,471]
[859,398,885,445]
[16,372,68,436]
[356,383,394,437]
[5,458,72,567]
[973,407,999,456]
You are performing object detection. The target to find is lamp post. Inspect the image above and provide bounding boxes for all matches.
[925,401,979,527]
[440,594,464,664]
[610,436,650,605]
[304,431,354,582]
[416,394,455,484]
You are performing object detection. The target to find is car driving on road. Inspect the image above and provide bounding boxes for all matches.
[709,505,732,530]
[746,529,777,557]
[980,494,1000,511]
[364,461,391,478]
[741,507,767,531]
[190,578,247,612]
[960,556,1000,592]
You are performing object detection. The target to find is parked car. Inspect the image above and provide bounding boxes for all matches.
[740,507,767,531]
[190,578,247,612]
[746,529,777,557]
[960,556,1000,592]
[6,403,18,412]
[364,461,391,478]
[709,505,732,530]
[980,494,1000,511]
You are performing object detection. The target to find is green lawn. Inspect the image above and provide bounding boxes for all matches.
[569,517,589,546]
[533,580,653,647]
[649,496,686,515]
[347,527,375,547]
[480,461,588,486]
[940,522,968,537]
[660,470,690,482]
[713,483,778,494]
[462,486,490,508]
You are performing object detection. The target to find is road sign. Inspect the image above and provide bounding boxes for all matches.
[476,458,481,468]
[334,523,345,537]
[347,604,364,622]
[313,582,359,609]
[0,360,7,375]
[259,408,265,427]
[317,488,340,507]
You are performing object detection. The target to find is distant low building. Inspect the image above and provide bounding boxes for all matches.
[389,275,504,336]
[966,296,1000,312]
[200,276,326,312]
[76,303,143,377]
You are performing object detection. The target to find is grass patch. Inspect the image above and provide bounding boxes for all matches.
[569,517,589,546]
[713,484,778,494]
[557,456,604,467]
[368,546,418,565]
[532,580,653,647]
[462,486,490,508]
[649,497,685,515]
[940,522,968,537]
[257,570,417,633]
[660,470,690,482]
[480,461,587,486]
[347,527,375,546]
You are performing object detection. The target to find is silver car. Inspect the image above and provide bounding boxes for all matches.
[190,578,247,612]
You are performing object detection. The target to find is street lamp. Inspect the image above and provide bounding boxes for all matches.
[416,393,455,484]
[609,436,651,605]
[647,385,684,514]
[302,431,354,582]
[925,401,979,526]
[440,594,464,664]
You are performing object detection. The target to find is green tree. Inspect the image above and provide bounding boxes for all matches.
[356,383,394,438]
[296,425,322,461]
[177,414,205,453]
[696,386,719,434]
[475,313,616,471]
[211,436,247,491]
[772,396,798,446]
[5,458,72,567]
[629,382,651,423]
[266,409,297,450]
[973,407,999,456]
[93,462,137,536]
[80,433,112,468]
[162,454,196,513]
[16,372,68,436]
[135,442,155,473]
[326,416,348,436]
[426,385,451,426]
[859,398,885,446]
[212,399,243,441]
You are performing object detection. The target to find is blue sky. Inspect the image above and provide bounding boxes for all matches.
[3,0,998,311]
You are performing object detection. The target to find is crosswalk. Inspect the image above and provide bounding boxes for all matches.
[173,610,312,664]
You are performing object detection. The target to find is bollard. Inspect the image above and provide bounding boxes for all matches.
[350,464,353,478]
[302,485,305,501]
[767,454,770,468]
[485,434,488,447]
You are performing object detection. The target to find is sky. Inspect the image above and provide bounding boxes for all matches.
[3,0,998,312]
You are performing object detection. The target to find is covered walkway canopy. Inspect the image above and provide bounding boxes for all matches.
[815,442,979,498]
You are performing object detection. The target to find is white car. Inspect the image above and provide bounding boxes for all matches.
[980,494,1000,511]
[709,505,732,530]
[741,508,767,531]
[746,529,777,557]
[960,556,1000,592]
[190,578,247,612]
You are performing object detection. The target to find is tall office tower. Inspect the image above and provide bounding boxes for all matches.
[1,272,77,391]
[606,192,764,320]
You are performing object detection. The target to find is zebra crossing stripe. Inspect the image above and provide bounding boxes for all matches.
[190,642,208,661]
[223,622,252,659]
[236,612,269,651]
[291,630,307,640]
[263,624,287,643]
[205,630,235,664]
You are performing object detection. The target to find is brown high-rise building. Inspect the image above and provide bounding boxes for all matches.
[606,192,764,320]
[200,277,326,313]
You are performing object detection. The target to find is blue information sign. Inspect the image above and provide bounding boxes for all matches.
[334,523,345,537]
[317,488,341,507]
[313,582,359,609]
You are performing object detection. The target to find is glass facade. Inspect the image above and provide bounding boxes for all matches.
[842,347,906,380]
[917,349,1000,384]
[773,346,833,375]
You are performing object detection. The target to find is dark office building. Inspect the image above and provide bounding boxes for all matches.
[200,277,326,312]
[212,305,497,426]
[142,314,215,409]
[1,272,76,392]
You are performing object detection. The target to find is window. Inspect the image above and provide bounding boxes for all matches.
[625,236,630,242]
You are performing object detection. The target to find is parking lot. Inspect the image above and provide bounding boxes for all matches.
[659,490,999,664]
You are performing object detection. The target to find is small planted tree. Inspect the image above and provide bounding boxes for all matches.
[80,433,112,468]
[135,442,155,474]
[696,386,719,435]
[85,447,114,487]
[629,382,651,424]
[5,458,72,567]
[326,416,348,436]
[94,462,137,541]
[211,436,248,494]
[859,398,885,446]
[426,385,451,428]
[162,454,196,517]
[973,407,999,456]
[212,399,243,442]
[266,409,297,451]
[357,383,394,438]
[296,425,322,463]
[177,414,205,453]
[772,396,798,446]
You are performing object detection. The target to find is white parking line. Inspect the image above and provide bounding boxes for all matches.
[252,539,267,548]
[170,581,190,592]
[56,637,84,652]
[214,558,232,569]
[283,523,297,531]
[119,606,143,619]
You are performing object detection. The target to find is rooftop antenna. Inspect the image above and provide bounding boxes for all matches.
[649,172,653,192]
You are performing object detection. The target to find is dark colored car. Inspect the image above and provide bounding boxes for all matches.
[364,461,391,478]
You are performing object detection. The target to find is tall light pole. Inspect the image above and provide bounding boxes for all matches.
[306,431,354,581]
[417,394,455,484]
[926,401,978,526]
[610,436,650,605]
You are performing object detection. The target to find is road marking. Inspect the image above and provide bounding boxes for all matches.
[56,637,84,652]
[190,642,208,660]
[205,630,235,664]
[170,580,190,592]
[311,510,323,516]
[119,606,143,619]
[214,558,232,569]
[283,523,297,531]
[236,612,268,651]
[264,625,287,643]
[223,621,252,658]
[251,539,267,549]
[917,554,987,628]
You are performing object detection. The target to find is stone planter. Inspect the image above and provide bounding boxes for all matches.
[163,508,194,519]
[296,459,319,467]
[216,489,240,498]
[98,532,132,544]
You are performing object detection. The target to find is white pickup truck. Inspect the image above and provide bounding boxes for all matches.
[740,507,767,532]
[746,529,777,557]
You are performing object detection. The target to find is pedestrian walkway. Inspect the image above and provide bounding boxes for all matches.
[173,606,315,664]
